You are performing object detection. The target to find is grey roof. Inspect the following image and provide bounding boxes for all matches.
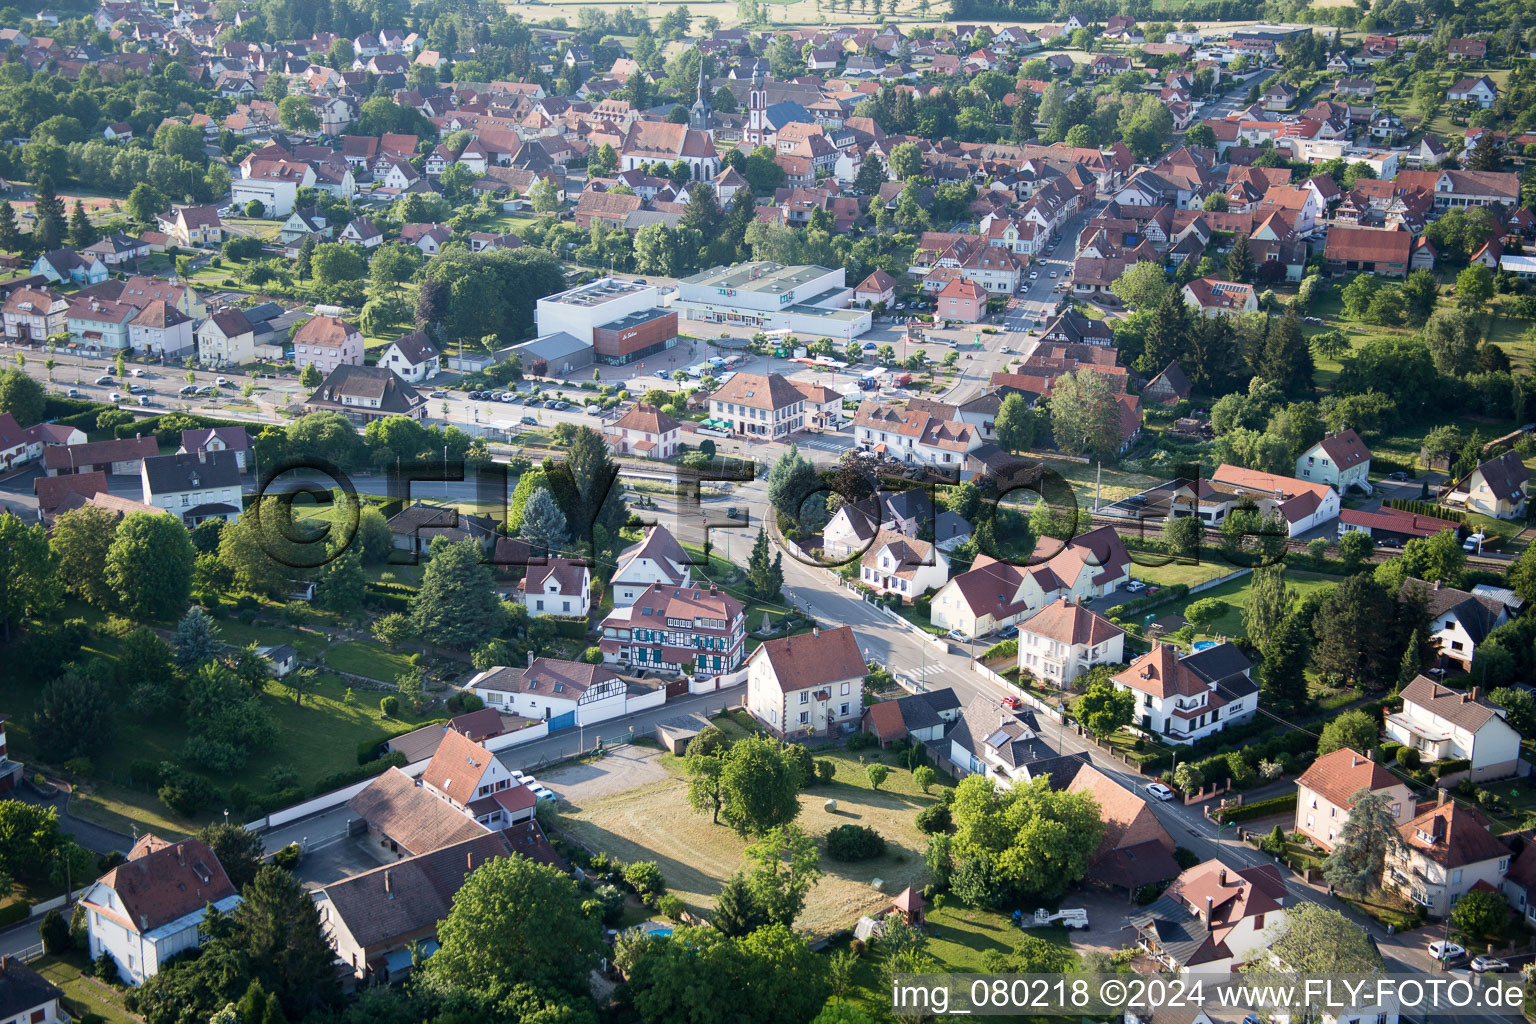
[1400,675,1510,732]
[1180,642,1253,686]
[936,510,972,544]
[319,832,512,950]
[883,488,934,527]
[511,331,592,363]
[0,958,62,1020]
[949,694,1058,770]
[389,329,439,364]
[205,308,252,336]
[141,449,241,495]
[243,301,284,323]
[308,364,425,415]
[1128,894,1220,967]
[1400,578,1507,645]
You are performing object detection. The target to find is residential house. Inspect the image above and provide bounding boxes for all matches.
[1448,76,1499,108]
[859,528,949,600]
[0,413,40,472]
[43,436,159,476]
[128,300,193,359]
[1295,429,1371,493]
[745,625,866,738]
[598,583,745,677]
[347,767,490,861]
[420,729,529,829]
[946,694,1062,784]
[930,527,1132,637]
[291,314,363,375]
[936,277,988,322]
[1385,675,1521,781]
[707,372,808,439]
[854,269,896,307]
[161,206,223,247]
[1142,362,1192,406]
[385,502,497,557]
[852,402,983,470]
[1445,449,1528,519]
[0,956,65,1024]
[861,688,962,747]
[196,308,255,366]
[1015,597,1125,688]
[1337,505,1462,547]
[32,249,107,285]
[467,658,625,726]
[605,403,682,460]
[1295,747,1414,851]
[1181,277,1258,317]
[339,216,383,248]
[1447,37,1487,61]
[140,450,243,526]
[611,526,692,607]
[1129,860,1287,974]
[316,832,529,984]
[2,287,69,342]
[1044,757,1182,894]
[1111,642,1259,745]
[66,297,135,351]
[822,490,935,561]
[378,330,440,383]
[304,364,426,424]
[1402,578,1512,673]
[1208,464,1342,536]
[82,835,241,984]
[1386,795,1509,917]
[517,558,592,618]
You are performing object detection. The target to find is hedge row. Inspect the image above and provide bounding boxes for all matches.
[311,751,407,795]
[1382,498,1465,527]
[356,719,444,765]
[1106,583,1190,622]
[1434,758,1472,779]
[1213,792,1298,823]
[0,902,29,928]
[546,616,591,640]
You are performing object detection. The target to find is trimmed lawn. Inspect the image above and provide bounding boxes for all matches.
[322,640,416,682]
[215,619,329,659]
[1162,570,1341,640]
[1131,559,1234,589]
[559,749,943,935]
[33,955,136,1024]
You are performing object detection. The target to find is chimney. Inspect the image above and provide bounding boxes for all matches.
[1433,580,1441,591]
[526,650,533,667]
[1204,895,1213,919]
[468,851,474,871]
[1367,748,1376,762]
[1463,692,1472,704]
[384,870,393,898]
[197,448,206,464]
[1471,686,1480,702]
[1352,753,1360,768]
[1219,867,1227,885]
[1439,788,1450,807]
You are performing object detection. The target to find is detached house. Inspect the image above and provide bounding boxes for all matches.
[1129,860,1287,974]
[860,528,949,600]
[128,300,193,359]
[516,558,592,618]
[1295,747,1414,851]
[305,364,426,424]
[378,330,440,383]
[1446,449,1528,519]
[420,730,539,831]
[196,308,255,366]
[1015,597,1125,688]
[1400,579,1511,673]
[1448,75,1498,108]
[605,403,682,460]
[599,583,745,677]
[292,314,363,375]
[1111,642,1258,745]
[746,625,866,738]
[140,450,243,526]
[611,526,692,607]
[1295,428,1371,493]
[468,658,625,727]
[1386,795,1509,917]
[946,694,1062,783]
[82,835,240,984]
[1385,676,1521,781]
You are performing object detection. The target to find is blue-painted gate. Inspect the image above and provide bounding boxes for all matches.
[548,710,576,732]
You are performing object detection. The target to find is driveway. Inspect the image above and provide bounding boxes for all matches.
[536,745,670,810]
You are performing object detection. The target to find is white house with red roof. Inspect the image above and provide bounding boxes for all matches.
[930,526,1131,638]
[1111,642,1258,744]
[468,657,626,727]
[1180,276,1258,317]
[292,314,364,375]
[860,528,949,600]
[1129,859,1287,973]
[1294,747,1414,851]
[936,277,987,322]
[515,557,591,617]
[1209,463,1341,536]
[419,729,535,830]
[1295,428,1371,493]
[854,269,897,307]
[605,403,682,459]
[611,525,692,607]
[745,625,866,738]
[82,835,241,984]
[1015,597,1124,687]
[0,413,41,472]
[1386,794,1510,917]
[599,583,744,677]
[853,401,983,469]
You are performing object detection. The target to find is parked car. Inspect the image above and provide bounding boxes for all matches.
[136,395,151,406]
[65,388,80,398]
[130,368,145,377]
[127,384,148,394]
[1429,941,1466,962]
[94,375,113,385]
[1000,696,1023,710]
[1125,579,1147,593]
[998,624,1018,639]
[529,783,556,802]
[215,376,230,386]
[1471,956,1508,973]
[429,391,448,398]
[945,629,969,643]
[1463,533,1487,552]
[179,384,198,396]
[1387,471,1408,481]
[520,415,539,425]
[107,392,122,403]
[1143,782,1175,801]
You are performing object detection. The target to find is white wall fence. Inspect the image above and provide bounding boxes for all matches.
[483,719,551,754]
[693,667,747,693]
[247,757,429,832]
[969,659,1065,724]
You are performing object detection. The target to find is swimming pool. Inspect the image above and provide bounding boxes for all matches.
[642,924,674,938]
[1192,640,1218,652]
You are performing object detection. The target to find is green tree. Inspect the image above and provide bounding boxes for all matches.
[1183,597,1228,633]
[106,512,194,620]
[421,854,602,1001]
[1311,575,1394,684]
[712,872,770,937]
[1225,232,1253,282]
[1048,369,1125,461]
[1073,679,1135,737]
[1338,529,1374,570]
[277,95,319,131]
[1450,887,1510,941]
[887,141,922,180]
[1243,565,1294,640]
[994,392,1036,453]
[32,668,112,761]
[196,823,265,891]
[173,604,220,666]
[1317,709,1379,757]
[67,200,97,249]
[719,736,802,835]
[233,866,341,1017]
[519,486,569,556]
[1489,687,1536,736]
[411,537,509,650]
[1456,263,1493,313]
[865,763,889,790]
[1260,612,1309,707]
[299,362,322,388]
[0,368,45,424]
[50,504,118,608]
[1401,267,1439,325]
[745,528,784,600]
[0,201,19,253]
[1321,788,1402,896]
[1108,260,1170,310]
[766,444,817,520]
[1266,903,1384,973]
[744,824,823,927]
[685,748,726,825]
[949,774,1103,903]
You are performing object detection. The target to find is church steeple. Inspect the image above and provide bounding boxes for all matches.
[689,57,713,133]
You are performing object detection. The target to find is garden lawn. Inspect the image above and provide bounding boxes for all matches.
[1131,559,1234,589]
[558,749,944,935]
[33,955,136,1024]
[214,619,329,659]
[1163,570,1340,640]
[323,640,417,682]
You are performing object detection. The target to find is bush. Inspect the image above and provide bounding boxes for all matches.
[623,860,665,897]
[915,804,952,834]
[39,908,70,954]
[92,952,120,984]
[826,824,887,862]
[380,695,400,718]
[1400,747,1421,770]
[128,759,164,790]
[272,842,301,871]
[657,894,685,920]
[1211,792,1298,823]
[846,731,878,751]
[1173,846,1201,870]
[815,759,836,784]
[158,771,215,817]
